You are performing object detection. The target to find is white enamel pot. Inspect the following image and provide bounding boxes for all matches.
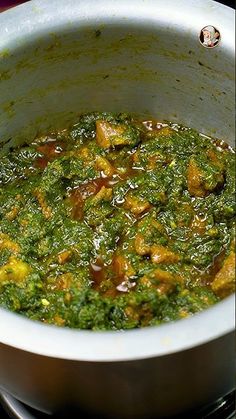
[0,1,235,418]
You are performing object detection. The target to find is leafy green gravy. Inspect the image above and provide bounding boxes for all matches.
[0,113,235,329]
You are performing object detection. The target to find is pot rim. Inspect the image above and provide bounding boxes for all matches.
[0,0,234,53]
[0,296,234,361]
[0,0,235,362]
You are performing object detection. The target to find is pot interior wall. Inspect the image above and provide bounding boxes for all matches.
[0,19,235,152]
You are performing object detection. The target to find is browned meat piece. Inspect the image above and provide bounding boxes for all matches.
[96,121,128,148]
[134,234,179,265]
[150,245,180,264]
[187,155,225,198]
[34,189,52,219]
[95,156,114,176]
[191,214,207,234]
[92,186,112,203]
[58,250,72,265]
[0,233,20,253]
[187,158,207,197]
[211,252,235,297]
[112,254,135,278]
[134,233,150,255]
[139,268,182,295]
[124,194,151,216]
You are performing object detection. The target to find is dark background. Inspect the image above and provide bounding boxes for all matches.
[216,0,235,6]
[0,0,235,418]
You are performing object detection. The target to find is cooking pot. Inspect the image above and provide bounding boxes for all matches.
[0,0,235,418]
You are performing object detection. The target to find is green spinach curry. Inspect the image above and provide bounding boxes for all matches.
[0,113,235,329]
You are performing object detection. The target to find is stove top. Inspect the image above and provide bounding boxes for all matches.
[0,390,235,419]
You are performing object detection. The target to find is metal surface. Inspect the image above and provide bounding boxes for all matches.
[0,392,36,419]
[0,390,235,419]
[0,0,235,418]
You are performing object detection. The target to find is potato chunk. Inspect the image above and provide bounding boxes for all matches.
[211,252,235,297]
[0,256,31,284]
